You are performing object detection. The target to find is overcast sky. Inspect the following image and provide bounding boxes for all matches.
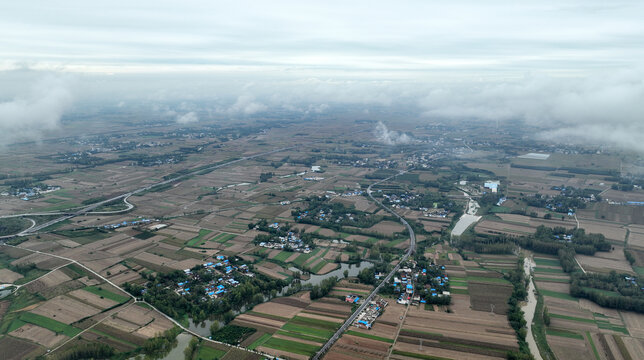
[1,1,643,151]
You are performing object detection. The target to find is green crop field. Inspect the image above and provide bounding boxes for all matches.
[211,232,236,243]
[549,313,595,324]
[281,323,334,339]
[534,258,561,267]
[346,330,394,343]
[197,345,227,359]
[263,337,320,356]
[534,267,565,274]
[539,289,577,301]
[546,328,584,339]
[272,251,293,262]
[20,312,81,337]
[84,286,130,303]
[248,333,272,350]
[186,229,213,247]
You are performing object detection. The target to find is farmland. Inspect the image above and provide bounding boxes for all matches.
[0,110,642,360]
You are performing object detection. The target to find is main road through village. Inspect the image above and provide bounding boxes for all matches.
[312,170,416,360]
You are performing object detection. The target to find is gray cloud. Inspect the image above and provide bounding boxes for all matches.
[418,69,644,152]
[0,75,73,146]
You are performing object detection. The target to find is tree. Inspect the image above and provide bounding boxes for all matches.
[343,270,349,279]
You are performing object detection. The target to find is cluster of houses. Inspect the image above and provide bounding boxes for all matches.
[176,256,254,299]
[554,234,574,242]
[103,218,154,229]
[353,297,388,330]
[393,263,450,306]
[1,185,61,200]
[341,190,363,197]
[258,231,311,253]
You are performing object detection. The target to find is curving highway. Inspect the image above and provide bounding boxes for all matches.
[1,146,297,238]
[312,170,416,360]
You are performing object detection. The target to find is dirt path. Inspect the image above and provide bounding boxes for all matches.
[522,256,543,360]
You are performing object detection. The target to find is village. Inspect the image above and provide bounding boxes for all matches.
[175,255,255,300]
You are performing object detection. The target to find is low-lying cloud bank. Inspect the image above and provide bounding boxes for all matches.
[0,75,73,146]
[418,69,644,152]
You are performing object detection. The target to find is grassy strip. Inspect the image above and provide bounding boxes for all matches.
[246,311,290,322]
[534,258,561,267]
[532,293,558,360]
[597,322,629,335]
[546,328,583,340]
[197,345,227,359]
[466,276,511,284]
[281,323,334,339]
[586,331,601,360]
[84,286,129,303]
[247,333,272,350]
[90,328,138,348]
[391,350,452,360]
[276,330,326,343]
[534,277,569,283]
[534,267,565,274]
[613,335,633,360]
[263,337,320,356]
[290,316,339,330]
[549,313,595,324]
[212,232,236,243]
[20,312,80,337]
[539,289,577,301]
[345,330,394,343]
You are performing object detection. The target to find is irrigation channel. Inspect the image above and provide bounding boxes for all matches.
[312,171,416,360]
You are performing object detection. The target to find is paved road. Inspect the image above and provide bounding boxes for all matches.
[312,170,416,360]
[1,146,297,238]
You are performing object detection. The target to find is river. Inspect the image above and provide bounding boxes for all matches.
[186,261,374,337]
[521,255,543,360]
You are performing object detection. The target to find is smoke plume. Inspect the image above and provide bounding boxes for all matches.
[374,121,412,145]
[176,111,198,124]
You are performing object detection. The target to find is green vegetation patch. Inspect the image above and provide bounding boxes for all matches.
[345,330,394,343]
[546,328,584,339]
[534,277,570,283]
[186,229,213,247]
[196,345,227,359]
[262,337,320,356]
[276,330,326,343]
[248,333,272,350]
[83,286,130,303]
[534,267,565,274]
[281,323,334,340]
[549,313,595,324]
[467,276,511,285]
[272,251,293,263]
[392,350,452,360]
[20,312,81,337]
[211,232,237,243]
[586,331,601,360]
[211,325,256,345]
[534,258,562,267]
[539,289,577,301]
